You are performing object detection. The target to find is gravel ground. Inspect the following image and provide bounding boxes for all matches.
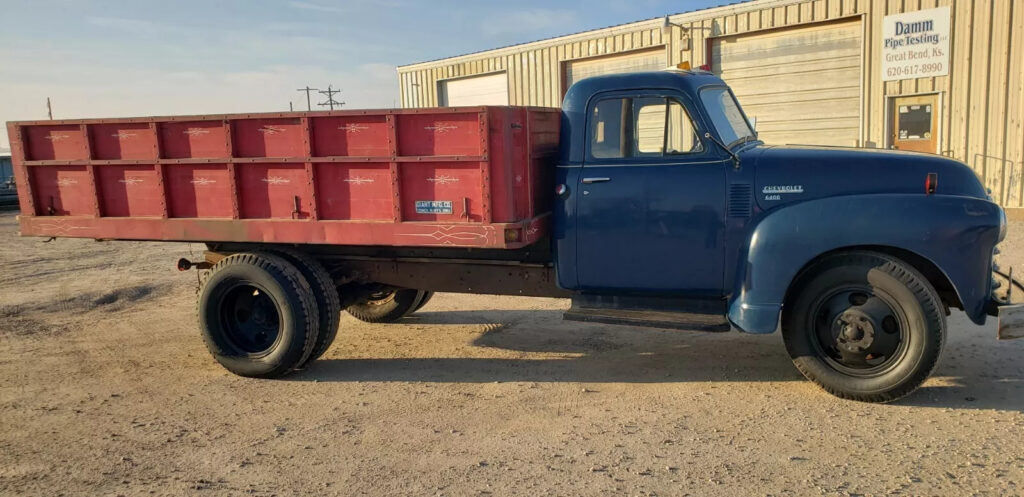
[1,210,1023,496]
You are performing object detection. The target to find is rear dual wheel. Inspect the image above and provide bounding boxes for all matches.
[258,248,341,366]
[197,251,341,378]
[414,291,434,312]
[345,288,433,323]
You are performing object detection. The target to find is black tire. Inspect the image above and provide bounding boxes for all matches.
[346,288,424,323]
[413,291,434,312]
[257,248,341,366]
[782,251,945,403]
[198,253,319,378]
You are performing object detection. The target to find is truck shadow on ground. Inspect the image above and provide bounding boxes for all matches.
[294,310,1024,412]
[299,310,801,385]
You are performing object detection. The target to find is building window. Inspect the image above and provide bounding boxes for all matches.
[897,104,933,140]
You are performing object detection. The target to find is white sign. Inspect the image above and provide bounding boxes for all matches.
[881,6,950,81]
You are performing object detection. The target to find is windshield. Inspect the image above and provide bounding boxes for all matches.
[699,87,756,147]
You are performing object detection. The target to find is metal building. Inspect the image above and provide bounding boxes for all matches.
[397,0,1024,211]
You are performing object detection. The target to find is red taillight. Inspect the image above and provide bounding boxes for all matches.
[925,172,937,194]
[699,64,711,71]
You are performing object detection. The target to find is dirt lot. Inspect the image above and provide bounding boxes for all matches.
[1,210,1023,496]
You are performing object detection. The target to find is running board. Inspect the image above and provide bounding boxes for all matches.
[563,295,731,332]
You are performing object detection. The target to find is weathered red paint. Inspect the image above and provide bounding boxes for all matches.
[8,107,559,249]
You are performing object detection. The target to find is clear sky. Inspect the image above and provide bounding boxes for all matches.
[0,0,727,149]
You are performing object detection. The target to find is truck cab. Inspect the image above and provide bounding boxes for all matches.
[554,71,748,297]
[554,69,1001,319]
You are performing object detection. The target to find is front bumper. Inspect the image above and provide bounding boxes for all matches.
[989,250,1023,339]
[996,303,1024,340]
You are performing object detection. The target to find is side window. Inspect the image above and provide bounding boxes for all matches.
[590,98,627,159]
[590,97,702,160]
[666,99,702,154]
[634,97,667,155]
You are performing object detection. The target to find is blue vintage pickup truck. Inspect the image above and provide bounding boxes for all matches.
[545,71,1013,402]
[169,71,1020,402]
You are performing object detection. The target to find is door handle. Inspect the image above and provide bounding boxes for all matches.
[581,177,611,184]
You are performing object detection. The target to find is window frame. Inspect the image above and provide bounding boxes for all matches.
[585,91,708,164]
[697,85,757,149]
[587,96,632,160]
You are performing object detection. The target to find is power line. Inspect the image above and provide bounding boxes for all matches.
[296,86,318,111]
[317,85,344,111]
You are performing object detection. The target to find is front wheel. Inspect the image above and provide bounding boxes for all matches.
[782,251,945,403]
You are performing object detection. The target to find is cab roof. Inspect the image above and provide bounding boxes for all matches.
[562,70,728,111]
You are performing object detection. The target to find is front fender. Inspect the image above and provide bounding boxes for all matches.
[728,194,1002,334]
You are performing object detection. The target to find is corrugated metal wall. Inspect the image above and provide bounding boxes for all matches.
[398,0,1024,208]
[398,23,668,109]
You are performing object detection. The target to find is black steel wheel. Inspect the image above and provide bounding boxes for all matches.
[346,287,424,323]
[809,287,910,376]
[218,282,282,354]
[782,251,945,403]
[198,253,319,378]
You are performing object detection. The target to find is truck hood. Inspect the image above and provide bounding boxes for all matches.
[742,144,989,210]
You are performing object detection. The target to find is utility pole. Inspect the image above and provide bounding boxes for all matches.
[296,86,318,111]
[46,97,53,120]
[289,101,294,112]
[317,85,344,111]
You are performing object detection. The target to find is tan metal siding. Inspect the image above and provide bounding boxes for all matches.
[1006,0,1024,206]
[564,49,668,89]
[398,0,1024,207]
[988,0,1011,202]
[398,22,669,108]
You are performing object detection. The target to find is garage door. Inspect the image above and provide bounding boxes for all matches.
[439,72,509,106]
[565,49,668,89]
[711,19,862,146]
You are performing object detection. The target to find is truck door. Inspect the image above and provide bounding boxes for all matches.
[576,94,727,295]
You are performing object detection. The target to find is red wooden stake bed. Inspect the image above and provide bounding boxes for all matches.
[6,107,559,249]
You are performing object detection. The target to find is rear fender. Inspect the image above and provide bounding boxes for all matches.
[728,194,1002,334]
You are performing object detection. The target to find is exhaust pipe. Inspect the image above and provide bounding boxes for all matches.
[177,258,212,271]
